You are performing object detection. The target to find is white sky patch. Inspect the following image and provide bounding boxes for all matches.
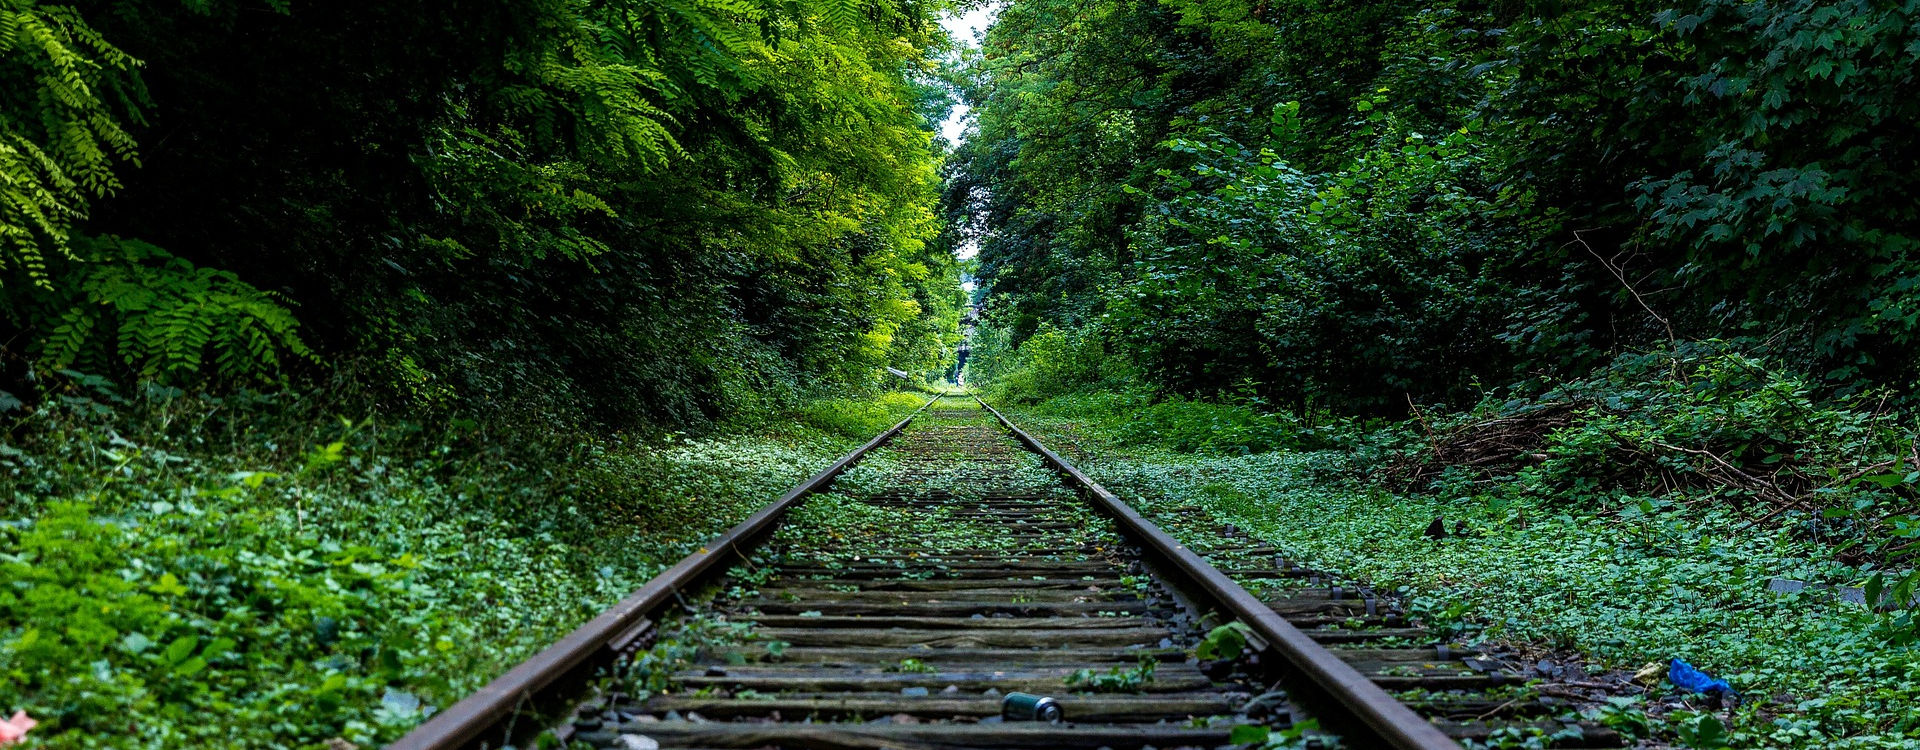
[938,5,997,266]
[937,5,997,147]
[941,103,972,144]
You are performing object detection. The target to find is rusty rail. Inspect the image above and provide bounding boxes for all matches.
[389,394,940,750]
[973,396,1461,750]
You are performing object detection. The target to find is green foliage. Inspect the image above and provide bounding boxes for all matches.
[1064,654,1156,692]
[1406,344,1920,565]
[0,382,907,745]
[1229,725,1271,745]
[3,0,958,419]
[1004,360,1920,746]
[1490,0,1920,385]
[342,0,958,422]
[14,236,313,383]
[1230,719,1327,750]
[980,323,1114,403]
[0,0,143,288]
[793,391,926,440]
[1011,387,1326,455]
[1586,697,1653,741]
[954,0,1920,410]
[1193,621,1251,661]
[1674,712,1732,749]
[1112,98,1538,410]
[1864,570,1920,647]
[624,613,757,695]
[886,657,936,673]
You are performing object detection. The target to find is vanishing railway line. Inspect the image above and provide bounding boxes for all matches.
[393,395,1623,750]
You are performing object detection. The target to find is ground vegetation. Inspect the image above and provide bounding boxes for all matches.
[1,380,924,747]
[1005,378,1920,746]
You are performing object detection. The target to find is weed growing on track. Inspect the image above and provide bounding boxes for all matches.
[0,386,923,749]
[780,406,1116,561]
[1007,391,1920,748]
[1065,654,1157,692]
[833,406,1065,502]
[621,613,759,694]
[776,493,1021,559]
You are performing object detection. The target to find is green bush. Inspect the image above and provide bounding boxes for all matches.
[1404,343,1920,564]
[1107,99,1533,413]
[977,323,1124,404]
[1026,389,1332,455]
[4,0,958,427]
[957,0,1920,409]
[0,379,900,747]
[16,237,315,385]
[793,391,928,440]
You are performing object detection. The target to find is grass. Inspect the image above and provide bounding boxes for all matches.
[793,390,932,440]
[0,383,924,749]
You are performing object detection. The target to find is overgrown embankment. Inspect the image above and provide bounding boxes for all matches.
[948,1,1920,745]
[0,385,926,748]
[991,347,1920,748]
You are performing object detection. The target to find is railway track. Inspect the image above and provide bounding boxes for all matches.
[393,394,1625,750]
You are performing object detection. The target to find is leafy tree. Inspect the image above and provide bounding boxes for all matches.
[0,0,143,287]
[957,0,1920,412]
[4,0,960,424]
[1115,100,1539,411]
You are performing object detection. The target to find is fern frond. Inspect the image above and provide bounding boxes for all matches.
[28,236,314,384]
[814,0,863,31]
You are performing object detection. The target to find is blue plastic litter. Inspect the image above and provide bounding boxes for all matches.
[1669,658,1734,696]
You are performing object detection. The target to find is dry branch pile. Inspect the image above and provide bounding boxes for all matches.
[1386,402,1577,486]
[1384,400,1917,512]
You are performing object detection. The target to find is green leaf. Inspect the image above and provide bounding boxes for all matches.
[1229,724,1271,744]
[1862,473,1904,488]
[165,635,199,665]
[1892,569,1920,608]
[1679,714,1730,748]
[1195,622,1250,661]
[149,573,189,597]
[118,632,154,655]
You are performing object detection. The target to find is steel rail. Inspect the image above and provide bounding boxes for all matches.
[389,393,942,750]
[973,396,1461,750]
